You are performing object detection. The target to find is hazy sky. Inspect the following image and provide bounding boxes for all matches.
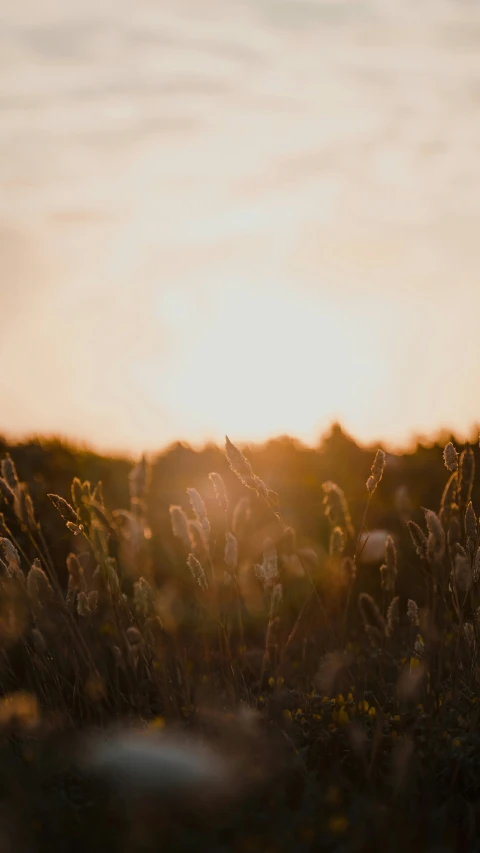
[2,0,480,453]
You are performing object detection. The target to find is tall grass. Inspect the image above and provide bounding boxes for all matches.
[0,436,478,850]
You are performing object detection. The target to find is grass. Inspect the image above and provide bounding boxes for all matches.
[0,436,478,851]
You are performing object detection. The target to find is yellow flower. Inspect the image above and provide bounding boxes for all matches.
[410,657,421,669]
[268,677,275,688]
[336,708,349,727]
[149,716,165,730]
[327,815,348,835]
[357,700,369,714]
[283,709,293,724]
[277,676,284,687]
[368,706,376,718]
[347,693,354,703]
[452,738,462,749]
[336,694,345,706]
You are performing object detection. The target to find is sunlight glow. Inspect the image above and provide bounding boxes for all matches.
[1,0,480,453]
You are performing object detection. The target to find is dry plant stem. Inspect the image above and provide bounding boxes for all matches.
[298,551,337,646]
[277,594,312,679]
[257,601,276,704]
[342,493,373,646]
[233,577,246,659]
[354,493,373,565]
[38,528,56,577]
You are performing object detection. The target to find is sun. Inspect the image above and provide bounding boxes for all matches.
[148,278,389,447]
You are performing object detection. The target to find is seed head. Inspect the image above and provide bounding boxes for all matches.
[225,437,270,501]
[225,436,256,488]
[271,583,283,615]
[169,506,190,551]
[186,488,210,540]
[209,473,228,513]
[0,479,14,506]
[187,554,208,591]
[423,509,445,562]
[407,599,419,627]
[71,478,84,510]
[187,520,207,557]
[0,538,20,574]
[458,446,475,508]
[1,455,19,493]
[380,564,396,593]
[48,494,80,525]
[126,626,142,647]
[255,538,279,589]
[224,532,238,572]
[322,482,354,537]
[66,553,86,593]
[133,577,155,618]
[329,526,346,557]
[26,560,53,608]
[66,521,84,536]
[386,534,397,572]
[280,527,297,555]
[87,590,98,611]
[443,442,458,472]
[366,449,386,495]
[465,502,477,553]
[474,547,480,585]
[105,557,120,595]
[342,556,356,584]
[407,521,428,560]
[387,596,400,636]
[358,592,386,637]
[454,553,472,593]
[77,592,92,617]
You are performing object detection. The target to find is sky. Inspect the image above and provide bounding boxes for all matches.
[2,0,480,454]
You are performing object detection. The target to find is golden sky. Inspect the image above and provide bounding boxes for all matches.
[1,0,480,453]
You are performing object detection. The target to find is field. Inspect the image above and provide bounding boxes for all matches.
[0,426,478,852]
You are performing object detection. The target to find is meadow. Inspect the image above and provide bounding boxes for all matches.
[0,427,478,851]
